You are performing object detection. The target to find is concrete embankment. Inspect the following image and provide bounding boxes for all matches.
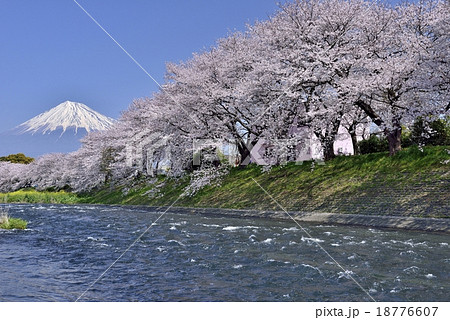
[150,206,450,233]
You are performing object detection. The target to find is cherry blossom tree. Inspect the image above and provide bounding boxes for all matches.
[351,0,449,155]
[1,0,447,194]
[246,0,374,160]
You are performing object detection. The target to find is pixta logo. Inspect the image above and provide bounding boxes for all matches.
[193,137,324,166]
[125,133,172,175]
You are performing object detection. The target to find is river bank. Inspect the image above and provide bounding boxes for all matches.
[154,206,450,233]
[2,200,448,232]
[1,146,449,231]
[81,146,450,220]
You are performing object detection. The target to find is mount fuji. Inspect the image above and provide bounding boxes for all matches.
[16,101,114,135]
[1,101,115,158]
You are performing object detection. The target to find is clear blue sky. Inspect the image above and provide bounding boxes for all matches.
[0,0,405,132]
[0,0,281,131]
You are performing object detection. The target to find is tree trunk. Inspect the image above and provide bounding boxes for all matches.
[314,115,342,162]
[322,139,335,161]
[237,139,256,166]
[349,130,359,155]
[385,126,402,156]
[356,100,403,156]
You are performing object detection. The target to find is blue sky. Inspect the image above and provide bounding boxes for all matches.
[0,0,281,131]
[0,0,406,133]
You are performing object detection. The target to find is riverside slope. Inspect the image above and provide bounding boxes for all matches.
[1,146,449,232]
[82,146,450,220]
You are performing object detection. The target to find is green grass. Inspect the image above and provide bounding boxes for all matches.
[1,146,449,218]
[82,145,449,218]
[0,218,27,230]
[0,189,83,204]
[0,211,27,230]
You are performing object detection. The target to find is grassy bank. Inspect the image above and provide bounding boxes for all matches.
[83,146,449,218]
[0,189,82,204]
[1,146,449,218]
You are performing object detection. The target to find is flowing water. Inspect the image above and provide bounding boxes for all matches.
[0,204,448,301]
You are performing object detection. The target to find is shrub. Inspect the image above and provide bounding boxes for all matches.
[410,117,450,146]
[401,127,413,148]
[357,135,389,154]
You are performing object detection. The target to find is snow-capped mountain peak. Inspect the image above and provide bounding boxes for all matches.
[16,101,115,135]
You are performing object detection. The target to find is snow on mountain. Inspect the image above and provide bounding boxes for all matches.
[0,101,115,157]
[16,101,115,135]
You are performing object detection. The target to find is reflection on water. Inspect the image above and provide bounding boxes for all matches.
[0,204,448,301]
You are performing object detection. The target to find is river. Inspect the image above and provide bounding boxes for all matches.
[0,204,448,301]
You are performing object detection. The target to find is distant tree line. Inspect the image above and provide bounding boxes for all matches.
[0,153,34,164]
